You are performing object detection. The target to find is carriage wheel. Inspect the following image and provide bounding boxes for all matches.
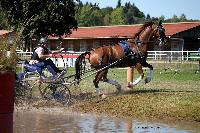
[41,83,71,106]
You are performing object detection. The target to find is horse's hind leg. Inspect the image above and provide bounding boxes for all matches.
[93,70,105,96]
[102,69,122,93]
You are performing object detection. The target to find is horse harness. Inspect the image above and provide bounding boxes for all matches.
[98,40,146,67]
[118,40,146,66]
[120,40,145,57]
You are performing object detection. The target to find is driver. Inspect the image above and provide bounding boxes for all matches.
[29,37,64,76]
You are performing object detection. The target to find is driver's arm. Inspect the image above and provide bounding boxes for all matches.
[50,48,65,54]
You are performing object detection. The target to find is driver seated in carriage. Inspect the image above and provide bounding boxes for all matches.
[17,37,64,80]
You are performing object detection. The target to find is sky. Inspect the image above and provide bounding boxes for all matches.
[80,0,200,20]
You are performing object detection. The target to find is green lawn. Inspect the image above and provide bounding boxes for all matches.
[68,67,200,122]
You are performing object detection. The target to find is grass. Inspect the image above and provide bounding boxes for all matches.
[68,67,200,122]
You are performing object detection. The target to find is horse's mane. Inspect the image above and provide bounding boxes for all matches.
[134,21,155,38]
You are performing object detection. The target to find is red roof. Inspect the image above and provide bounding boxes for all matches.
[49,22,200,39]
[2,22,200,39]
[65,25,140,38]
[164,22,200,36]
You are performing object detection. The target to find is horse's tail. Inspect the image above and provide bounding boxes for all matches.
[75,51,91,83]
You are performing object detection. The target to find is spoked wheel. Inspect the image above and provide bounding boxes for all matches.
[63,74,77,85]
[15,80,32,104]
[41,83,71,106]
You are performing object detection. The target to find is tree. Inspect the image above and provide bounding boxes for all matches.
[76,4,93,26]
[179,14,187,22]
[101,7,113,25]
[103,14,111,26]
[0,6,9,29]
[0,0,78,40]
[90,9,103,26]
[110,7,126,25]
[123,2,145,24]
[76,3,103,26]
[146,14,151,21]
[116,0,121,8]
[171,15,179,22]
[159,15,165,22]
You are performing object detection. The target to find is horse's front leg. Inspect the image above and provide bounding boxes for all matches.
[128,63,144,87]
[142,61,154,84]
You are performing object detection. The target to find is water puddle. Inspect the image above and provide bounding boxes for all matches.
[14,110,200,133]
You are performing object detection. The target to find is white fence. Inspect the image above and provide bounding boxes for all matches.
[147,51,200,72]
[148,51,200,61]
[17,51,200,71]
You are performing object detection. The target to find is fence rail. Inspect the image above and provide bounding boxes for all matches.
[148,51,200,60]
[17,51,200,71]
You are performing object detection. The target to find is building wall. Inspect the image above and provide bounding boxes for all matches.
[172,26,200,51]
[184,38,199,51]
[48,38,128,52]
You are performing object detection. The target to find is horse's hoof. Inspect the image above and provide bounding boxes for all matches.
[127,82,134,88]
[116,88,122,95]
[99,94,106,99]
[145,77,151,84]
[102,94,107,99]
[117,87,122,92]
[127,85,133,89]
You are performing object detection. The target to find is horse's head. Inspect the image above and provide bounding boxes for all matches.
[151,20,168,46]
[129,21,168,54]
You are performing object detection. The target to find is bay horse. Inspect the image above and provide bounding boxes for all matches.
[75,21,167,97]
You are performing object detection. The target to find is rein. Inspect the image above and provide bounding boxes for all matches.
[74,52,134,84]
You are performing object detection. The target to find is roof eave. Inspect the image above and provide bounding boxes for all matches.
[49,36,131,40]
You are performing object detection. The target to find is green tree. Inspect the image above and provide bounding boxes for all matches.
[116,0,122,8]
[0,6,9,29]
[124,2,133,24]
[171,15,179,22]
[0,0,78,39]
[110,7,126,25]
[179,13,187,22]
[159,15,165,22]
[101,7,113,25]
[76,3,102,26]
[90,9,103,26]
[76,4,90,26]
[146,14,151,21]
[103,14,111,25]
[123,2,145,24]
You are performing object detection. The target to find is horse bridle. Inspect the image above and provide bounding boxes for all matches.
[127,22,167,58]
[156,25,167,44]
